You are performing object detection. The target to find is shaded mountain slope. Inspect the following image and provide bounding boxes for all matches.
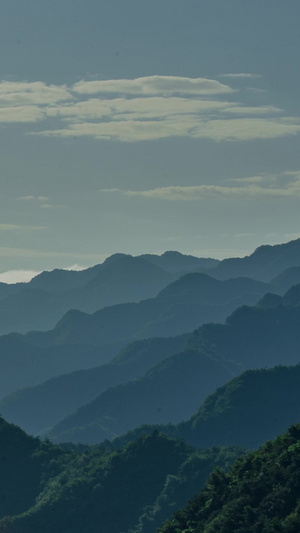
[140,251,219,273]
[158,424,300,533]
[0,335,118,400]
[209,237,300,281]
[1,238,300,336]
[45,349,237,444]
[108,361,300,454]
[25,273,273,348]
[189,287,300,370]
[270,265,300,293]
[0,255,175,335]
[177,364,300,450]
[0,334,189,435]
[28,282,300,445]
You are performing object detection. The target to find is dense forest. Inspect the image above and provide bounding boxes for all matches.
[0,418,243,533]
[158,425,300,532]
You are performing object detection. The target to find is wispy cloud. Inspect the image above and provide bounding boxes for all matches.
[220,73,262,79]
[44,116,300,143]
[0,224,45,231]
[18,196,49,202]
[0,106,44,123]
[17,196,63,209]
[100,172,300,200]
[0,81,72,105]
[0,75,299,143]
[73,75,234,96]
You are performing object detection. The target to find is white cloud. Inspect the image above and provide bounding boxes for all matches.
[0,269,41,284]
[46,96,235,122]
[0,75,299,143]
[222,105,281,115]
[220,73,262,79]
[38,117,300,143]
[0,224,24,231]
[18,196,49,201]
[62,264,87,271]
[0,81,72,105]
[73,75,234,96]
[0,106,44,123]
[100,173,300,200]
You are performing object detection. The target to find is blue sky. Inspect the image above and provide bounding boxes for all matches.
[1,0,300,280]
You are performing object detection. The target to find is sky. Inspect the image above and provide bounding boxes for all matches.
[1,0,300,281]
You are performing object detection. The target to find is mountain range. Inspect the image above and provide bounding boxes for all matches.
[1,238,300,531]
[1,238,300,337]
[0,252,217,335]
[42,282,300,444]
[1,239,300,444]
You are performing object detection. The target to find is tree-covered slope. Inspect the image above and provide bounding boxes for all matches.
[0,418,64,519]
[158,424,300,533]
[106,362,300,453]
[177,364,300,449]
[0,418,243,533]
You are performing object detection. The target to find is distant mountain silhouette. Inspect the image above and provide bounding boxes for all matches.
[45,349,236,444]
[208,238,300,281]
[24,273,273,348]
[0,255,176,335]
[0,334,189,435]
[0,335,120,399]
[1,238,300,335]
[270,265,300,293]
[44,283,300,444]
[140,251,218,273]
[189,284,300,370]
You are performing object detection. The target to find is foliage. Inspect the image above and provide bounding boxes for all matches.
[158,424,300,532]
[0,418,243,533]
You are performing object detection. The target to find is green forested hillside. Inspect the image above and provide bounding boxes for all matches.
[0,417,243,533]
[177,364,300,449]
[158,424,300,532]
[106,362,300,453]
